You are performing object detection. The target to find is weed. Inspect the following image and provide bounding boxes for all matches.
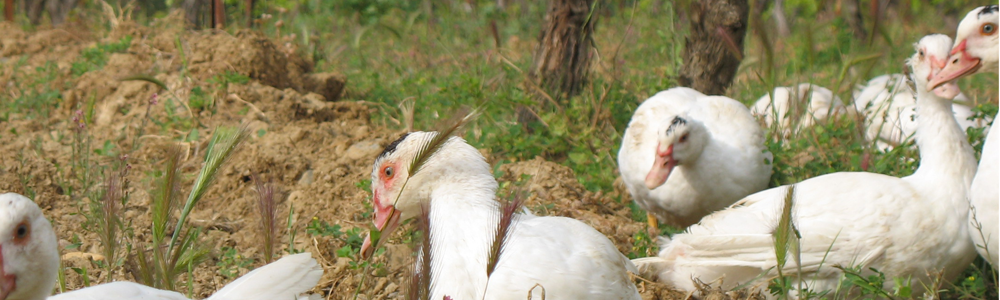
[0,59,63,121]
[252,173,281,263]
[71,36,133,76]
[628,229,656,259]
[216,246,256,279]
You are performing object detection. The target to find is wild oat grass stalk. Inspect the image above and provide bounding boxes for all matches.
[151,146,182,245]
[481,193,525,300]
[772,184,800,298]
[168,125,249,254]
[407,203,434,300]
[252,172,281,263]
[96,156,130,276]
[126,125,246,291]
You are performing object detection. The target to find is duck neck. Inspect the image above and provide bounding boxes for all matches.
[911,87,977,187]
[424,173,501,299]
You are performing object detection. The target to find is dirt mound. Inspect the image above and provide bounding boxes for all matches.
[185,30,344,102]
[498,157,646,255]
[0,23,89,57]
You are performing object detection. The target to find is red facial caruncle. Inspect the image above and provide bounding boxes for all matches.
[0,220,28,300]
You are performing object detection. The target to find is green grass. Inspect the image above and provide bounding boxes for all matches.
[71,36,133,76]
[1,59,64,121]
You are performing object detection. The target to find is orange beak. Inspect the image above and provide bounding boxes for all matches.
[644,143,677,190]
[928,40,982,90]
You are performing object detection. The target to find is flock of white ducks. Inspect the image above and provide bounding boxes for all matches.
[2,5,996,300]
[632,33,980,295]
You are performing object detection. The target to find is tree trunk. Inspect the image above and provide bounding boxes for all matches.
[24,0,43,25]
[5,0,14,22]
[44,0,76,25]
[529,0,596,100]
[211,0,224,28]
[677,0,748,96]
[182,0,204,27]
[245,0,254,27]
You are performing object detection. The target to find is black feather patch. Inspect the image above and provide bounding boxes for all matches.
[980,5,998,18]
[377,132,411,162]
[665,116,688,136]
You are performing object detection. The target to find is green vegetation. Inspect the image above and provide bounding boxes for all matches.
[71,36,133,76]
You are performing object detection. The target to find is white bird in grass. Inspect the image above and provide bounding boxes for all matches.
[0,192,324,300]
[853,35,989,150]
[751,83,853,136]
[930,5,999,270]
[618,87,772,229]
[360,132,640,300]
[633,36,978,298]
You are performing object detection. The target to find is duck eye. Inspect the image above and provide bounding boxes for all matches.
[384,166,394,178]
[14,223,28,240]
[983,23,997,35]
[680,134,689,143]
[918,49,924,57]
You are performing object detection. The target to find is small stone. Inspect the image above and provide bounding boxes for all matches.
[345,140,382,160]
[62,252,105,261]
[298,170,314,186]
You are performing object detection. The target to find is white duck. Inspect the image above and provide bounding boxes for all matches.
[751,83,852,136]
[618,87,772,229]
[359,132,640,300]
[930,5,999,89]
[854,34,989,150]
[633,36,978,297]
[931,5,999,270]
[971,128,999,270]
[0,192,324,300]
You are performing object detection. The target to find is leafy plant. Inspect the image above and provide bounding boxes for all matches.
[125,126,249,291]
[217,246,256,279]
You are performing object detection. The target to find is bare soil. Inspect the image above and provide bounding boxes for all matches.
[0,20,741,300]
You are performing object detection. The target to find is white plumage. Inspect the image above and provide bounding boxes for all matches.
[361,132,640,300]
[618,87,772,228]
[970,128,998,269]
[933,5,1000,271]
[633,36,978,297]
[0,193,323,300]
[751,83,853,136]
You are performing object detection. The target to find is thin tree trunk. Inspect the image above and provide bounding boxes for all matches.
[529,0,596,100]
[182,0,203,27]
[25,0,43,25]
[677,0,749,96]
[44,0,76,25]
[245,0,254,27]
[211,0,224,28]
[5,0,13,22]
